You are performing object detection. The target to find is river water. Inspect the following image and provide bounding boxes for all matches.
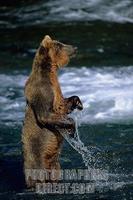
[0,0,133,199]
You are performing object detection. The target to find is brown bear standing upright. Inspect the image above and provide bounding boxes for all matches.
[22,35,83,188]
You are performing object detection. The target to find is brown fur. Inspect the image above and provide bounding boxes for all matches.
[22,35,83,188]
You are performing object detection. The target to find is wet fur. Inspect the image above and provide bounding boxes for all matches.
[22,36,82,188]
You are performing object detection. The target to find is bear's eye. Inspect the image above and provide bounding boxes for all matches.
[56,42,63,49]
[54,42,63,54]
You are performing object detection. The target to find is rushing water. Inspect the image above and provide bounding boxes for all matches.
[0,0,133,199]
[0,66,133,199]
[1,66,133,126]
[0,0,133,28]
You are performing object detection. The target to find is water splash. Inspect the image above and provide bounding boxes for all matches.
[60,115,133,192]
[61,114,104,170]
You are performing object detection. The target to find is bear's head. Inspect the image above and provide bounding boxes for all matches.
[41,35,77,68]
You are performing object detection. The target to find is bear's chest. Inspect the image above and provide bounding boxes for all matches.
[50,71,65,115]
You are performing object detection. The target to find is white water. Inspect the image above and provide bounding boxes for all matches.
[45,0,133,23]
[0,0,133,28]
[60,66,133,124]
[0,66,133,192]
[1,66,133,126]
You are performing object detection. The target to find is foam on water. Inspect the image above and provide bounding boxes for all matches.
[1,66,133,126]
[60,66,133,124]
[45,0,133,23]
[0,66,133,193]
[0,0,133,27]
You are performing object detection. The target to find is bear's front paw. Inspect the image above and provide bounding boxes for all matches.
[71,96,83,111]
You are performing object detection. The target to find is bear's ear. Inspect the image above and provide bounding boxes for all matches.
[42,35,52,48]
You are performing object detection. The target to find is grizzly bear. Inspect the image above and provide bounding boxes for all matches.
[22,35,83,188]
